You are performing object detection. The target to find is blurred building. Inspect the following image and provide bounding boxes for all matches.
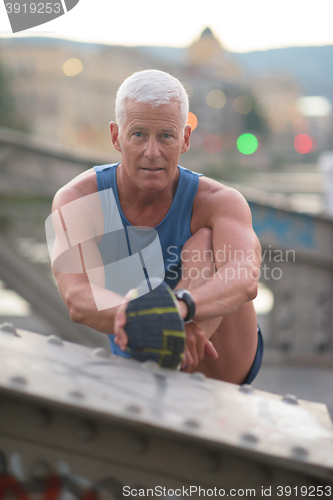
[0,38,155,155]
[0,29,331,174]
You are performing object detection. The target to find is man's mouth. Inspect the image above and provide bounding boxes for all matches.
[142,167,163,171]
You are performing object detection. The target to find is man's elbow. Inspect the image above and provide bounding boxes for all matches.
[69,306,84,324]
[247,281,258,301]
[246,269,259,301]
[65,293,85,325]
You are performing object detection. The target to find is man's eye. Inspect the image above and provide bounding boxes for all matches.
[163,134,172,139]
[133,132,142,137]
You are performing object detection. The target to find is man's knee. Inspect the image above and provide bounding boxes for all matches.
[180,228,215,284]
[182,227,213,254]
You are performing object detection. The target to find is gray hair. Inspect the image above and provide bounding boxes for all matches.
[115,70,189,129]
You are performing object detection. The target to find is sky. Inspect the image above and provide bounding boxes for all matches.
[0,0,333,52]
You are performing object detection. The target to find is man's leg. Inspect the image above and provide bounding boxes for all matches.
[176,228,259,384]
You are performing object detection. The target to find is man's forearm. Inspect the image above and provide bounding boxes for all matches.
[54,273,125,335]
[191,259,259,323]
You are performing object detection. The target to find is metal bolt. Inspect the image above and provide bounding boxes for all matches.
[68,390,85,399]
[183,418,200,429]
[125,404,142,414]
[239,384,254,394]
[0,322,19,337]
[142,360,160,371]
[47,334,64,346]
[291,446,308,460]
[241,433,259,446]
[9,375,27,387]
[191,372,206,382]
[91,347,110,358]
[282,394,299,405]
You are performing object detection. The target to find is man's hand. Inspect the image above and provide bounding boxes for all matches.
[113,289,136,351]
[115,287,218,369]
[176,296,218,371]
[180,321,218,372]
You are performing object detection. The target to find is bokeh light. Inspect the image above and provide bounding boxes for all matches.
[253,283,274,315]
[236,133,258,155]
[233,95,253,114]
[187,112,198,131]
[206,89,226,109]
[203,135,223,154]
[294,134,316,154]
[63,58,83,77]
[296,96,332,117]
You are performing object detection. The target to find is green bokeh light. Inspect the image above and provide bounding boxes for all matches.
[237,133,258,155]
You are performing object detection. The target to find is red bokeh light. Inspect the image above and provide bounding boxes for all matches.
[187,112,198,131]
[294,134,314,154]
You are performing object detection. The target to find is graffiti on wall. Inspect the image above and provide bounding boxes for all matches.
[249,203,316,249]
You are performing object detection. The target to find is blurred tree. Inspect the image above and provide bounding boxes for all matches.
[0,61,21,129]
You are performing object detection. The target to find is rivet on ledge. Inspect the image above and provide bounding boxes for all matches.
[0,322,19,337]
[47,335,64,346]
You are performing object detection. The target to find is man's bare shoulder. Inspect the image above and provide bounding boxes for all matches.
[52,168,98,210]
[192,176,252,230]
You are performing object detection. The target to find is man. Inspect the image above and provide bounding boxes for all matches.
[52,69,262,384]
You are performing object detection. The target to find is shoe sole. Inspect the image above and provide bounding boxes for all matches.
[124,281,185,369]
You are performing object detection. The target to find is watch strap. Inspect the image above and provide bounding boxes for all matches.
[173,289,196,323]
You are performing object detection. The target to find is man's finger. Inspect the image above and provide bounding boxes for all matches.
[204,339,219,359]
[187,334,199,367]
[114,323,128,350]
[114,288,136,350]
[197,330,206,361]
[182,348,193,371]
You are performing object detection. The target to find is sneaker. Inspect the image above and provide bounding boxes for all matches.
[124,280,185,369]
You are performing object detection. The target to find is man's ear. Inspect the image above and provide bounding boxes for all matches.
[110,122,121,152]
[180,124,191,154]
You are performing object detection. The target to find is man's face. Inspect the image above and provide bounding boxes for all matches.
[110,100,191,192]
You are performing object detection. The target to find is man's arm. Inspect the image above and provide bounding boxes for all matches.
[191,186,261,328]
[51,183,125,335]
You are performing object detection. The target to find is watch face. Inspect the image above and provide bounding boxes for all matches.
[175,289,187,300]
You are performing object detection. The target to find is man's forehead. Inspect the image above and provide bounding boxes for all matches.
[124,99,182,123]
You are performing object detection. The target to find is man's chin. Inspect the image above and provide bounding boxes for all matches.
[138,177,169,192]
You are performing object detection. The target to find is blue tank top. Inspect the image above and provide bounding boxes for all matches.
[94,162,202,356]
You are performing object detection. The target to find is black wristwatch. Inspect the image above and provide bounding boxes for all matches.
[174,289,196,324]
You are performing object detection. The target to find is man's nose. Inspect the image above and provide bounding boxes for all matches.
[145,137,160,159]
